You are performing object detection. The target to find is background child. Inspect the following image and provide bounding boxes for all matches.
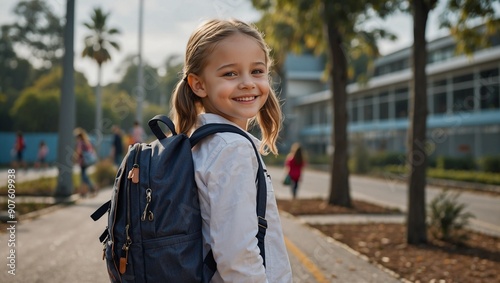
[171,19,292,282]
[12,131,27,170]
[73,127,97,197]
[34,140,49,169]
[284,142,306,199]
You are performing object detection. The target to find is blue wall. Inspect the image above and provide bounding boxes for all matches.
[0,132,113,165]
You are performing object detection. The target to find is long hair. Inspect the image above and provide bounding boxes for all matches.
[74,127,91,144]
[170,19,282,155]
[288,143,304,165]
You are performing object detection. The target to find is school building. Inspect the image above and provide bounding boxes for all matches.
[282,30,500,160]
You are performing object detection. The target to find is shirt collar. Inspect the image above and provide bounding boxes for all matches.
[197,113,262,146]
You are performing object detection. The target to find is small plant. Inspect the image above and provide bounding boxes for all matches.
[350,139,370,174]
[427,190,475,243]
[92,159,117,188]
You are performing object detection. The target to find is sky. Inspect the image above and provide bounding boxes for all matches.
[0,0,450,86]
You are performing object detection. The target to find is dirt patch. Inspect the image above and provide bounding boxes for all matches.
[278,198,500,283]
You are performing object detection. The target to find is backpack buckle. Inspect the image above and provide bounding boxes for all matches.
[258,216,267,229]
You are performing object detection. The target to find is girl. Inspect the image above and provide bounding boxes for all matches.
[73,127,97,197]
[35,140,49,169]
[171,19,292,282]
[285,143,305,199]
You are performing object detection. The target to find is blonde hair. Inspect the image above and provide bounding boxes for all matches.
[74,127,90,143]
[171,19,282,155]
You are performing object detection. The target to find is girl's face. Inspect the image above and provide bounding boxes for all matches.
[188,33,269,129]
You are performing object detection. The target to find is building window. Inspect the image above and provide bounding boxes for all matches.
[379,92,389,120]
[453,73,474,85]
[395,87,408,118]
[453,88,475,112]
[304,106,313,126]
[349,99,359,123]
[319,103,328,124]
[452,72,475,112]
[480,68,500,109]
[434,92,447,114]
[363,95,373,121]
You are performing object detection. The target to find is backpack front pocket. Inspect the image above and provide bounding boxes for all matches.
[143,231,203,283]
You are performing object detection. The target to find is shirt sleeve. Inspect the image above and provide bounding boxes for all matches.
[203,137,267,282]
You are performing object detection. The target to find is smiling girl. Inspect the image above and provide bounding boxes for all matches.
[171,19,292,283]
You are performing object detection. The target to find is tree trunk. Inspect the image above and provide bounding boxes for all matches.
[407,0,430,244]
[323,1,351,207]
[55,0,75,197]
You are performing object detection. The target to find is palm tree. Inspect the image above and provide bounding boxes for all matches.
[82,7,120,152]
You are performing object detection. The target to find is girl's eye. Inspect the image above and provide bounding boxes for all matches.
[252,69,265,75]
[223,71,237,77]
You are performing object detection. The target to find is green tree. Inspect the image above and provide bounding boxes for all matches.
[10,89,60,132]
[405,0,499,245]
[161,54,184,111]
[7,0,64,69]
[116,55,163,107]
[0,26,34,93]
[252,0,396,207]
[81,7,121,144]
[8,66,94,132]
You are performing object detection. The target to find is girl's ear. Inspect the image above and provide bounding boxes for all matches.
[187,74,207,98]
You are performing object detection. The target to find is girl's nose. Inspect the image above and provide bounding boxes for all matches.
[238,77,256,89]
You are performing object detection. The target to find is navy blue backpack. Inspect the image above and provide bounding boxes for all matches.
[91,115,267,282]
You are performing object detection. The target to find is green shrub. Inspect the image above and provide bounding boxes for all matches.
[382,165,500,186]
[479,155,500,173]
[369,152,405,167]
[262,154,287,166]
[92,159,118,188]
[351,142,370,174]
[0,177,56,196]
[436,156,476,171]
[307,154,330,165]
[427,190,474,243]
[429,168,500,185]
[427,156,437,168]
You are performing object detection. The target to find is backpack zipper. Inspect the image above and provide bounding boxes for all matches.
[120,143,142,274]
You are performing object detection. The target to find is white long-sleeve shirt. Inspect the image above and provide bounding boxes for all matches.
[192,113,293,283]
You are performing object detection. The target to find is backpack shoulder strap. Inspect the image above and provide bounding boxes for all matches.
[190,123,267,267]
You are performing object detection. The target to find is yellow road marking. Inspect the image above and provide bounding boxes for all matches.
[284,236,330,283]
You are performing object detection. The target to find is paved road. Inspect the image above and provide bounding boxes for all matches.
[269,167,500,237]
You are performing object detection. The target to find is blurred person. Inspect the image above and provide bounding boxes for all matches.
[34,140,49,169]
[74,127,97,197]
[12,131,27,170]
[111,125,124,166]
[131,120,145,143]
[284,143,306,199]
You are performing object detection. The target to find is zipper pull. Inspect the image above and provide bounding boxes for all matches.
[119,246,128,274]
[119,225,132,274]
[127,164,140,184]
[141,188,154,221]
